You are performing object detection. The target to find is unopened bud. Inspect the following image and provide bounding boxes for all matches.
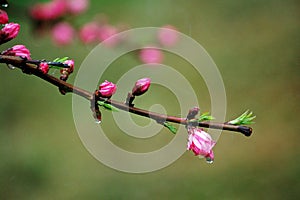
[0,23,20,44]
[98,80,117,98]
[63,59,74,73]
[39,62,49,74]
[0,9,8,24]
[1,45,31,60]
[132,78,151,96]
[187,107,200,120]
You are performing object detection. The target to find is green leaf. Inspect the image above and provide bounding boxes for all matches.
[198,112,215,122]
[163,122,177,134]
[97,101,119,112]
[228,110,256,125]
[52,57,69,63]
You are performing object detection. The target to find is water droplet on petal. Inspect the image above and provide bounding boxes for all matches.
[206,157,214,164]
[95,120,101,124]
[7,64,15,70]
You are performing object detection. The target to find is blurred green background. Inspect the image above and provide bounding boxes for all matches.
[0,0,299,199]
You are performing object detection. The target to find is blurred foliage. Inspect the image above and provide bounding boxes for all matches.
[0,0,299,199]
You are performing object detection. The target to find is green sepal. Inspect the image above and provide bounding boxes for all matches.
[97,101,119,112]
[163,122,177,134]
[228,110,256,125]
[198,112,215,122]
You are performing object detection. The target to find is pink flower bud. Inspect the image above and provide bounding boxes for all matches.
[79,22,100,44]
[39,62,49,74]
[51,22,75,46]
[0,23,20,44]
[66,0,89,15]
[157,25,179,47]
[187,127,216,162]
[0,9,8,24]
[132,78,151,96]
[1,45,31,60]
[63,59,74,73]
[139,47,163,64]
[186,107,200,120]
[98,80,117,98]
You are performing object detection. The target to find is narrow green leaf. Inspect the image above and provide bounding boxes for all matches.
[58,57,69,63]
[228,110,256,125]
[198,112,215,122]
[163,122,177,134]
[53,58,60,62]
[247,116,256,121]
[97,101,119,112]
[52,57,69,63]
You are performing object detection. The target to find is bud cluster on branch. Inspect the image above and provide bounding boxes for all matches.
[0,2,255,164]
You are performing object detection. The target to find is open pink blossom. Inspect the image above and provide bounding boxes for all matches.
[39,62,49,74]
[79,22,100,44]
[66,0,89,15]
[187,127,216,162]
[0,23,20,44]
[157,25,179,47]
[98,80,117,98]
[30,0,67,21]
[1,45,31,59]
[139,47,163,64]
[0,9,8,24]
[132,78,151,96]
[51,22,75,46]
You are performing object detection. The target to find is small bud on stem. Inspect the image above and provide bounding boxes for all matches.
[39,62,49,74]
[132,78,151,96]
[0,9,8,24]
[98,80,117,98]
[126,78,151,106]
[1,45,31,60]
[186,107,200,120]
[0,22,20,45]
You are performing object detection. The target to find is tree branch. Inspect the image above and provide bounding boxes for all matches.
[0,55,252,137]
